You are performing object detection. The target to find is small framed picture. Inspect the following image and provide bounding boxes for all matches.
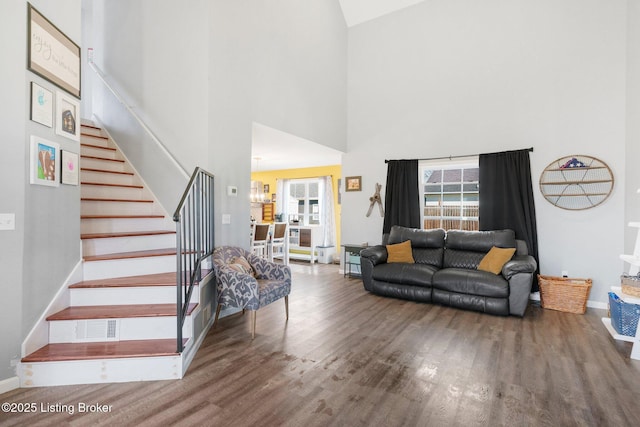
[30,82,53,127]
[345,176,362,192]
[60,150,79,185]
[263,184,270,193]
[30,135,60,187]
[55,91,80,141]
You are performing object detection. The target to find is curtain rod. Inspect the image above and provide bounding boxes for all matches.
[384,147,534,163]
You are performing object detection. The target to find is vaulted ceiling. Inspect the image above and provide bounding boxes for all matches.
[252,1,430,172]
[338,0,426,27]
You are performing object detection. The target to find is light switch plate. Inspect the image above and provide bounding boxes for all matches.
[222,214,231,224]
[0,213,15,230]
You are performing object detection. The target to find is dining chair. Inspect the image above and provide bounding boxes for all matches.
[251,223,271,258]
[270,222,289,264]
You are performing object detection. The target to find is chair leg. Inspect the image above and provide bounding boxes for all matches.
[250,310,257,339]
[213,303,222,328]
[285,295,289,320]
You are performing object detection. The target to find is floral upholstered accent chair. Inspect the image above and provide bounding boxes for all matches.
[212,246,291,339]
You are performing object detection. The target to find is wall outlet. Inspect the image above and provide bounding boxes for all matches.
[562,270,569,278]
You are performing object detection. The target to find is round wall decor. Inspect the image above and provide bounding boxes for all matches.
[539,155,614,210]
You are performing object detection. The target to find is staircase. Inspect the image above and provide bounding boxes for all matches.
[20,123,203,387]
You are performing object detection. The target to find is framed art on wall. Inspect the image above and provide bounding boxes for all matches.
[28,3,81,98]
[345,176,362,192]
[30,82,53,127]
[60,150,79,185]
[55,90,80,141]
[30,135,60,187]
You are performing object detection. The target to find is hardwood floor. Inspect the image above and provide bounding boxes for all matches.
[2,262,640,426]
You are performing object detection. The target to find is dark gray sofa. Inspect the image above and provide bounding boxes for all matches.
[359,226,537,316]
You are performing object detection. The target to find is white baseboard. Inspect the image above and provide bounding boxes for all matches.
[0,376,20,394]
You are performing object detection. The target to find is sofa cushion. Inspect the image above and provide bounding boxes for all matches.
[432,268,509,298]
[372,263,438,287]
[443,230,516,269]
[478,246,516,274]
[446,229,516,252]
[388,226,445,248]
[386,240,415,263]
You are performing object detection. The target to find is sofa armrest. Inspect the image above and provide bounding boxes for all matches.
[503,255,537,317]
[360,246,388,266]
[502,255,537,280]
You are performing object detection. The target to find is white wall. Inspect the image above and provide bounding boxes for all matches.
[209,0,347,246]
[343,0,628,305]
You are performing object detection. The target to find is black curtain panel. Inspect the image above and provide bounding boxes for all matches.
[382,160,420,241]
[479,149,540,291]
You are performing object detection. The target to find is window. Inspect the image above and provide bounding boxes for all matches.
[285,179,321,225]
[421,160,479,231]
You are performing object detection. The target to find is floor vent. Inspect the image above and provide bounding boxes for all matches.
[74,319,119,342]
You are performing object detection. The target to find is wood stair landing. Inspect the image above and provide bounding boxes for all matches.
[46,303,198,321]
[22,339,185,363]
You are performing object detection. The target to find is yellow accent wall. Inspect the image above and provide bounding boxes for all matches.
[251,165,341,252]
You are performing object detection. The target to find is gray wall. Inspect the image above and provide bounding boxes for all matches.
[0,0,81,383]
[627,1,640,256]
[209,0,348,246]
[342,0,628,305]
[87,0,347,247]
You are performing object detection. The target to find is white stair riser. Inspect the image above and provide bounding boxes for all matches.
[81,185,145,200]
[81,145,118,160]
[80,126,105,137]
[81,217,173,234]
[81,170,138,186]
[82,233,176,257]
[70,285,199,306]
[49,316,193,343]
[81,135,111,147]
[80,157,127,173]
[20,356,183,387]
[83,255,176,280]
[81,200,161,216]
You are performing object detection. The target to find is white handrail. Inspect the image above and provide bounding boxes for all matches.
[88,60,190,180]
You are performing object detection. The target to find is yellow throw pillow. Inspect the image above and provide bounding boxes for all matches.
[386,240,415,263]
[478,246,516,274]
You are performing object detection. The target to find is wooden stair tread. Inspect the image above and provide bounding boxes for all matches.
[81,132,108,140]
[81,214,165,219]
[81,167,134,176]
[21,339,186,363]
[81,182,144,189]
[81,143,116,151]
[84,248,176,261]
[81,123,101,130]
[46,303,198,321]
[81,197,154,203]
[81,154,125,163]
[81,230,175,240]
[69,270,212,289]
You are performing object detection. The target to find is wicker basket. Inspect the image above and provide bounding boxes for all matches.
[538,275,592,314]
[621,274,640,297]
